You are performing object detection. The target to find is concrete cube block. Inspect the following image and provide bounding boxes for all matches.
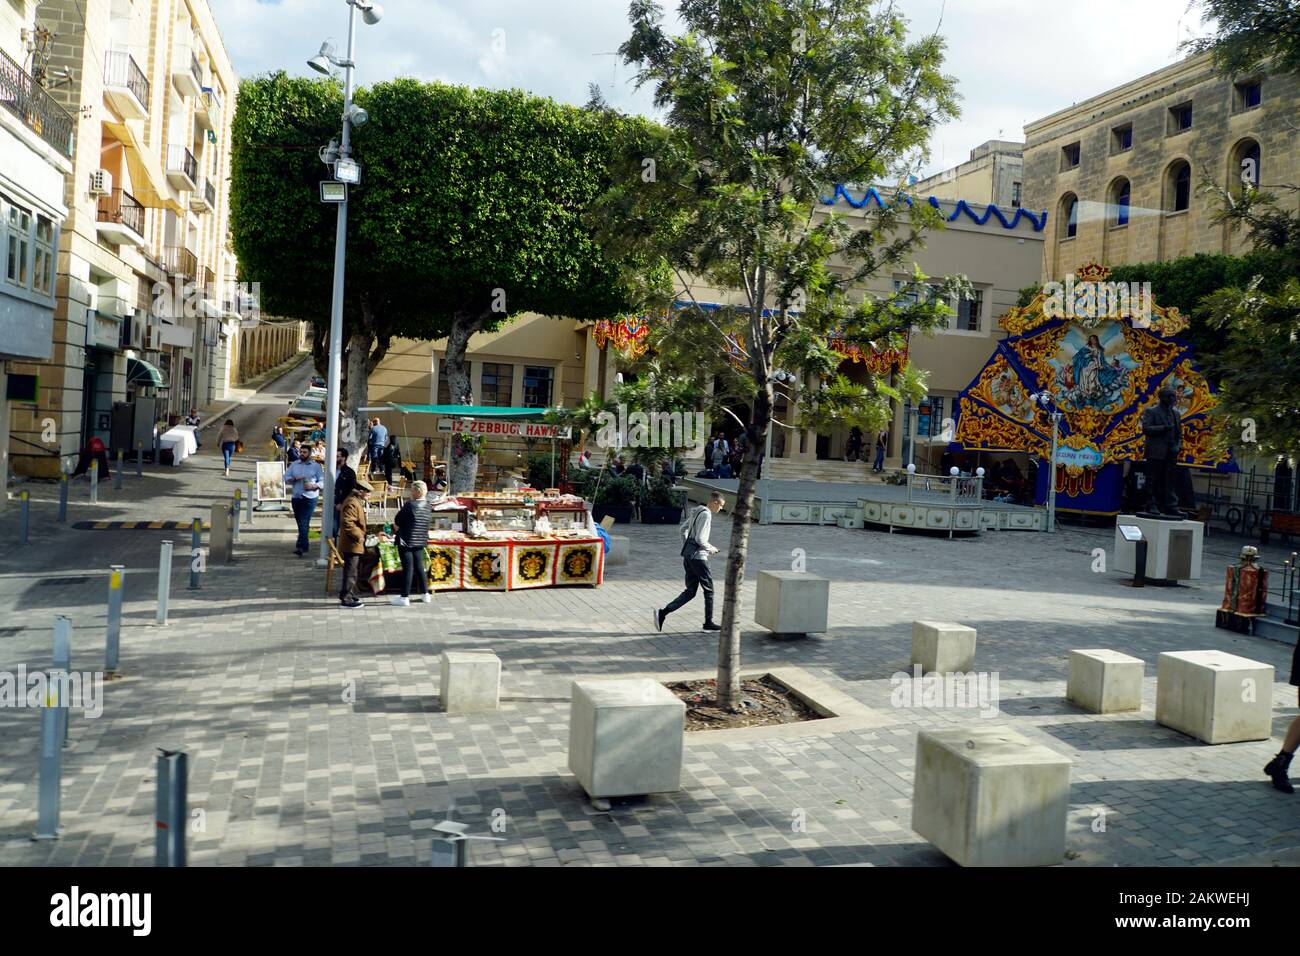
[754,571,830,635]
[439,650,501,714]
[568,678,684,799]
[912,621,977,673]
[1067,649,1144,713]
[1155,650,1274,744]
[605,535,629,566]
[911,726,1072,867]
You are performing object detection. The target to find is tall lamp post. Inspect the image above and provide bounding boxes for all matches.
[309,0,383,567]
[1028,390,1063,534]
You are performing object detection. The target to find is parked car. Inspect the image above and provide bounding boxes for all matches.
[287,395,326,420]
[309,375,326,388]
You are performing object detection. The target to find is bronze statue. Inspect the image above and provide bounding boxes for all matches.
[1141,385,1183,516]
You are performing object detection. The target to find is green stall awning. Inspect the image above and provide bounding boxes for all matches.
[387,403,550,419]
[127,357,168,390]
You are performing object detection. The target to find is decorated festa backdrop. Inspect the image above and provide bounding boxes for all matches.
[953,263,1234,515]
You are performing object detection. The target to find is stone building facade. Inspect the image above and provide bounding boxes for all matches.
[1023,53,1300,284]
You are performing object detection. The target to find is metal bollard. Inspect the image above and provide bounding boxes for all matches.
[154,749,187,867]
[247,479,254,525]
[53,615,71,749]
[189,519,202,590]
[89,459,98,504]
[114,450,124,490]
[33,616,72,840]
[19,490,29,545]
[232,488,241,543]
[156,541,173,626]
[105,565,125,676]
[136,442,143,479]
[57,473,68,523]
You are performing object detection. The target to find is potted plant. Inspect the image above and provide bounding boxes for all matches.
[640,476,686,523]
[591,475,639,526]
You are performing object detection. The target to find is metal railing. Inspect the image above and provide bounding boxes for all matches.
[166,145,197,185]
[907,472,984,505]
[163,245,197,279]
[104,51,150,111]
[1195,466,1300,537]
[0,49,75,158]
[96,188,145,236]
[1279,553,1299,626]
[200,266,215,293]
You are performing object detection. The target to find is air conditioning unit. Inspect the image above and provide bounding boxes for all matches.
[89,169,113,196]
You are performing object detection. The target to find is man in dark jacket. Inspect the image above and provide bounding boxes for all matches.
[337,478,371,608]
[1141,386,1183,515]
[333,447,358,539]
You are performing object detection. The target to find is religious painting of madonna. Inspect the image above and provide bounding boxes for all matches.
[1050,323,1137,412]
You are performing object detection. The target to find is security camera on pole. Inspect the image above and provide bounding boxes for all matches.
[310,0,383,568]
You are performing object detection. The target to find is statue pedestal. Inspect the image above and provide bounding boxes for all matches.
[1114,513,1203,584]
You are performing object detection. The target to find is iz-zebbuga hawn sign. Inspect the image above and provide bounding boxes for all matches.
[437,418,572,440]
[952,262,1236,516]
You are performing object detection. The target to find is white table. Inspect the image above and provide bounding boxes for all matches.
[159,426,198,466]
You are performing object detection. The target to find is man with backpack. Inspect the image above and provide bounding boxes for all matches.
[653,491,724,633]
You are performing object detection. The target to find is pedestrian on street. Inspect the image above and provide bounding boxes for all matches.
[1263,640,1300,793]
[217,419,239,476]
[383,434,401,487]
[271,425,286,450]
[368,418,389,476]
[391,480,432,607]
[285,442,324,556]
[653,491,724,633]
[333,446,358,540]
[337,476,372,609]
[874,430,888,472]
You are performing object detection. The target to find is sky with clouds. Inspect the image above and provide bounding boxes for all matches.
[210,0,1211,178]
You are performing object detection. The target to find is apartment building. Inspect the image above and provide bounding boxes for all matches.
[912,139,1025,210]
[7,0,238,478]
[365,190,1045,477]
[0,0,75,490]
[1023,52,1300,284]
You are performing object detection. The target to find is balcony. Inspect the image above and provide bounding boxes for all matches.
[95,188,147,247]
[190,177,216,213]
[0,49,75,159]
[195,86,221,130]
[162,244,198,280]
[165,144,197,191]
[173,45,202,99]
[103,51,149,120]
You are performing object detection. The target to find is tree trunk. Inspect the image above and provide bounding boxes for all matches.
[445,310,484,493]
[716,381,773,710]
[343,327,372,471]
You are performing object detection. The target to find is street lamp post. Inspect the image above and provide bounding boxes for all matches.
[312,0,382,567]
[1029,391,1063,534]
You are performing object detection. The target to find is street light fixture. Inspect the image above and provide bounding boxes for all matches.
[312,0,382,568]
[1028,390,1064,534]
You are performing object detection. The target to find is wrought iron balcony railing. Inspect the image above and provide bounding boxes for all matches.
[166,145,197,184]
[96,188,145,237]
[0,49,75,158]
[103,51,149,111]
[163,245,198,280]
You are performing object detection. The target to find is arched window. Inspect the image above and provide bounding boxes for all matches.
[1060,193,1078,239]
[1231,139,1261,193]
[1167,160,1191,212]
[1110,178,1131,227]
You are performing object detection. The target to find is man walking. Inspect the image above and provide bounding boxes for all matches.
[367,418,389,476]
[337,477,371,608]
[286,443,325,556]
[654,491,724,632]
[333,446,358,540]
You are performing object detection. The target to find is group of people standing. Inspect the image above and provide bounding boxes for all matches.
[843,426,888,472]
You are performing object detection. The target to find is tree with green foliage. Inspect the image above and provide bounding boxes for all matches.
[596,0,962,709]
[233,74,642,487]
[1183,0,1300,76]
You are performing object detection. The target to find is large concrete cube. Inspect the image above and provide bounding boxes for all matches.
[568,678,685,799]
[912,726,1072,867]
[754,571,830,635]
[912,621,977,673]
[1155,650,1274,744]
[1067,649,1144,714]
[605,535,629,567]
[439,650,501,714]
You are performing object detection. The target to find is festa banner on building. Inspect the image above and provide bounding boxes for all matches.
[437,418,571,439]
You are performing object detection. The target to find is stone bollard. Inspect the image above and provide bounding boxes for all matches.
[439,651,501,714]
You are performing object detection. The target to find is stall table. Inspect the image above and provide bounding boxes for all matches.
[159,426,198,465]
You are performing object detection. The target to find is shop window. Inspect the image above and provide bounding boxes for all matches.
[480,362,513,406]
[523,365,553,408]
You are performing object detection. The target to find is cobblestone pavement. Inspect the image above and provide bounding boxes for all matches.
[0,365,1297,866]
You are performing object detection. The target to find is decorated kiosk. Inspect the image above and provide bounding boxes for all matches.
[953,264,1234,517]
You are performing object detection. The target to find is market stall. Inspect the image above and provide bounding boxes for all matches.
[363,490,604,594]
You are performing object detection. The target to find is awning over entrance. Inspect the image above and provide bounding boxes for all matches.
[101,121,183,214]
[127,357,168,390]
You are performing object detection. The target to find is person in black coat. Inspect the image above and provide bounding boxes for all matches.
[1264,643,1300,793]
[332,447,358,539]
